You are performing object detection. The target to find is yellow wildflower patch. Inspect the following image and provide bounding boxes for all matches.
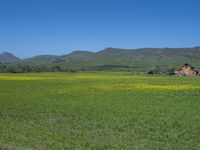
[93,83,200,92]
[0,75,54,81]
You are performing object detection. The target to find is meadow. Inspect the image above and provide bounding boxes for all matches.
[1,72,200,149]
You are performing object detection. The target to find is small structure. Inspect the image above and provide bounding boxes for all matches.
[175,63,199,76]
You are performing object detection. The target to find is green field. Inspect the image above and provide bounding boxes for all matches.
[1,72,200,149]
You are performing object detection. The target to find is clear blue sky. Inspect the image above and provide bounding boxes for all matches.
[0,0,200,58]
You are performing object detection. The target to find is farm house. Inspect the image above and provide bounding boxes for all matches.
[175,63,199,76]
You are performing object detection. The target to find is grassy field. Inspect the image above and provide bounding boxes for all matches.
[1,72,200,149]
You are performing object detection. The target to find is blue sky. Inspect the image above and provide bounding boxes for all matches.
[0,0,200,58]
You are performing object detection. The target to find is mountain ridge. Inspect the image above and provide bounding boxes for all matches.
[1,46,200,70]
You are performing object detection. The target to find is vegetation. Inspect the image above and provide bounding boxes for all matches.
[1,47,200,72]
[147,66,176,75]
[0,64,79,73]
[0,64,177,74]
[1,72,200,149]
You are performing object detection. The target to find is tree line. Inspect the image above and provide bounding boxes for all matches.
[0,64,176,75]
[0,65,78,73]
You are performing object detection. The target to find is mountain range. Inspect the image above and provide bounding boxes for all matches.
[1,46,200,70]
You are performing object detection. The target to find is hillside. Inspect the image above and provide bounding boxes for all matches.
[23,55,59,64]
[0,52,21,64]
[1,46,200,71]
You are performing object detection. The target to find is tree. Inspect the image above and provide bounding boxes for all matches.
[51,66,61,72]
[167,68,176,75]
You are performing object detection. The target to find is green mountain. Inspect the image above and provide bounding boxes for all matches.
[0,52,21,64]
[23,55,59,64]
[1,46,200,71]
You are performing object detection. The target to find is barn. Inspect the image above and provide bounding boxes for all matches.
[175,63,199,76]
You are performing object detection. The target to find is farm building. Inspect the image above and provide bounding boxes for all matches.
[175,63,199,76]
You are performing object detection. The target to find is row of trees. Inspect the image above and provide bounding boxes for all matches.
[0,65,77,73]
[147,67,176,75]
[0,64,176,75]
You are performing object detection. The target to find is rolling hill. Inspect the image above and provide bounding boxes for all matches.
[1,46,200,71]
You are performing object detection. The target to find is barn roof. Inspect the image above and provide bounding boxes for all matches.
[177,63,198,72]
[181,63,194,68]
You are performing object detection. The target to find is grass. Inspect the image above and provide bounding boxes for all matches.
[0,72,200,149]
